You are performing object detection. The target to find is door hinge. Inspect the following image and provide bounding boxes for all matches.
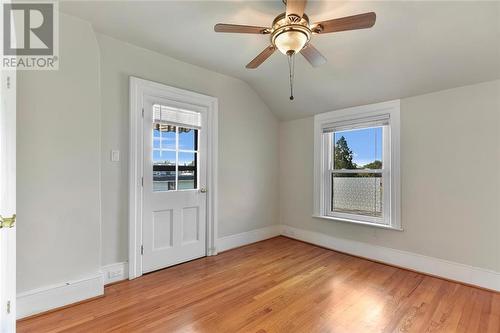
[6,301,10,314]
[6,76,11,89]
[142,108,144,118]
[0,214,15,228]
[140,245,144,255]
[141,177,144,187]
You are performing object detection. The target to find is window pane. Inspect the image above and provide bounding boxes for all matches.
[153,150,175,165]
[153,138,160,149]
[153,170,176,192]
[156,124,176,150]
[179,127,198,151]
[178,152,197,190]
[333,127,383,170]
[332,173,383,218]
[153,150,176,192]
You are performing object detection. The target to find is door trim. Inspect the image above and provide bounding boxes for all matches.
[128,77,218,279]
[0,70,16,329]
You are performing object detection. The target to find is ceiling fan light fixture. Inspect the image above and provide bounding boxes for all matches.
[214,0,377,100]
[273,29,309,55]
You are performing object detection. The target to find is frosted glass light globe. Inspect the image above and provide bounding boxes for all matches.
[274,30,308,54]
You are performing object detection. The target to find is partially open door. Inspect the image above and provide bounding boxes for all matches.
[0,69,16,331]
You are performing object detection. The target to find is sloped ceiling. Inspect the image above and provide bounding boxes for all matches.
[61,1,500,120]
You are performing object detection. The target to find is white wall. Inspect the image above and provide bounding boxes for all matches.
[17,12,280,314]
[97,34,280,265]
[18,12,280,287]
[280,80,500,272]
[17,14,102,293]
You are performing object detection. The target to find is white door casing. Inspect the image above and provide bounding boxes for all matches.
[141,97,207,273]
[0,70,16,331]
[129,77,218,279]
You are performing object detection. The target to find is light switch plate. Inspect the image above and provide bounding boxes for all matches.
[111,150,120,162]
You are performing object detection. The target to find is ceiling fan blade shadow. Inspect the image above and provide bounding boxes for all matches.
[214,24,270,34]
[312,12,376,34]
[300,44,327,67]
[246,46,276,69]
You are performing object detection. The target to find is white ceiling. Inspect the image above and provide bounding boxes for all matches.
[60,1,500,120]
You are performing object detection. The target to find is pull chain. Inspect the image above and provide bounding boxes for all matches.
[287,50,295,100]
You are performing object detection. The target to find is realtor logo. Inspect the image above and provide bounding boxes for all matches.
[1,1,59,70]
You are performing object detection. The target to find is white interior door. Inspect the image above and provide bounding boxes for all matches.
[142,97,207,273]
[0,70,16,331]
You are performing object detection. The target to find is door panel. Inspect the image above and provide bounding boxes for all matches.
[142,98,207,273]
[153,209,173,249]
[182,207,199,244]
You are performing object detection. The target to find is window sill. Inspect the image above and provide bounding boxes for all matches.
[312,214,403,231]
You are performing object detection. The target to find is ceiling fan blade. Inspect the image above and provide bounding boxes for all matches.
[286,0,307,20]
[246,46,276,69]
[300,44,327,67]
[312,12,376,34]
[214,23,270,34]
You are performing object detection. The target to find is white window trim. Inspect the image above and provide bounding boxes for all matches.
[313,100,402,231]
[129,77,219,279]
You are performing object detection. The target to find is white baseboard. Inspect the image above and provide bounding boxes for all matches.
[17,273,104,319]
[280,225,500,292]
[217,225,281,252]
[102,262,128,285]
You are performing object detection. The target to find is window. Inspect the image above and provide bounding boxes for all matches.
[152,104,200,192]
[314,101,401,230]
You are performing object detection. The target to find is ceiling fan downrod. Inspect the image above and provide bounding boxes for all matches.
[287,50,295,100]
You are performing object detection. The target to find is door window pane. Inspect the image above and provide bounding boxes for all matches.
[178,152,197,190]
[179,127,198,151]
[153,150,176,192]
[153,169,176,192]
[153,150,175,165]
[152,112,199,192]
[158,124,176,150]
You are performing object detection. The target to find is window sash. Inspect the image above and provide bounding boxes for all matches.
[327,170,386,225]
[324,124,391,226]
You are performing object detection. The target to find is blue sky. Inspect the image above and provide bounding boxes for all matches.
[334,127,382,167]
[153,128,197,165]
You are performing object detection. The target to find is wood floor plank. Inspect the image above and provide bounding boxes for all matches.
[17,237,500,333]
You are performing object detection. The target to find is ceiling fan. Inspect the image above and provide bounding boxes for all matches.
[214,0,376,100]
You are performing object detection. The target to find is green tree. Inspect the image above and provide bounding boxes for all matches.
[363,160,382,169]
[334,136,356,169]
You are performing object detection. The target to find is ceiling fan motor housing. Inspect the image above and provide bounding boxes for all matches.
[271,13,312,55]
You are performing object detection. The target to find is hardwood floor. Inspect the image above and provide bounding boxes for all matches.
[18,237,500,333]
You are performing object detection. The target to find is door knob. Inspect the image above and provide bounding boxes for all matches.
[200,186,207,193]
